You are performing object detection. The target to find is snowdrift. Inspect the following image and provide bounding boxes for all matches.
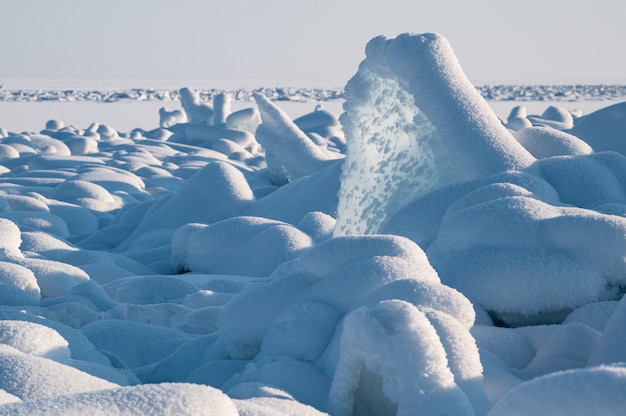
[0,33,625,415]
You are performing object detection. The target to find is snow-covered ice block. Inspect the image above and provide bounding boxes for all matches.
[226,107,261,134]
[429,192,626,325]
[335,32,534,236]
[179,87,213,125]
[532,151,626,208]
[176,216,313,276]
[569,101,626,154]
[212,92,231,126]
[254,93,341,182]
[159,107,186,128]
[328,300,478,416]
[514,126,592,159]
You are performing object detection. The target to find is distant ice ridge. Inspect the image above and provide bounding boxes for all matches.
[0,87,343,103]
[1,84,625,103]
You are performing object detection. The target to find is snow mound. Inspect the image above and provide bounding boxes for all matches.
[0,383,238,416]
[488,365,626,416]
[569,101,626,154]
[0,344,117,401]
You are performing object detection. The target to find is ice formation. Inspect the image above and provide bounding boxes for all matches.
[179,87,214,124]
[0,31,625,415]
[335,33,535,235]
[159,107,186,128]
[253,93,342,183]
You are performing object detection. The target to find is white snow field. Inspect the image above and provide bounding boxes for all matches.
[0,32,626,415]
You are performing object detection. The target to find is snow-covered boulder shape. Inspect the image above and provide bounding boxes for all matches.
[126,161,255,239]
[488,365,626,416]
[48,180,121,212]
[0,219,22,260]
[532,151,626,208]
[0,382,239,416]
[95,124,119,141]
[217,234,440,360]
[171,216,313,276]
[158,107,186,128]
[253,93,342,182]
[513,126,593,158]
[569,101,626,155]
[527,105,575,130]
[62,135,99,155]
[294,107,344,139]
[0,262,40,299]
[0,320,71,363]
[17,258,90,299]
[428,189,626,325]
[45,119,64,131]
[0,344,117,401]
[26,134,72,156]
[505,106,532,131]
[335,33,534,236]
[328,300,487,416]
[226,107,261,133]
[179,87,213,124]
[0,144,20,160]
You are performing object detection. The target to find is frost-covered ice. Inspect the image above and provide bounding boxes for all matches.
[0,32,626,415]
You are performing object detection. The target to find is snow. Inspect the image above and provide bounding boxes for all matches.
[0,31,625,414]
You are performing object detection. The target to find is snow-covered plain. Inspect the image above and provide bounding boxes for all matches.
[1,32,626,415]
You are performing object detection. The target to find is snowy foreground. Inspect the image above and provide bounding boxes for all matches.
[1,33,626,415]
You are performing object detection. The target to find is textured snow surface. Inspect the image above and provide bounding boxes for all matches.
[0,32,625,415]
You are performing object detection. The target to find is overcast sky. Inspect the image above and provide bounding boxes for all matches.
[2,0,625,88]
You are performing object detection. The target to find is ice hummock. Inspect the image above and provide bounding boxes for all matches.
[335,33,534,236]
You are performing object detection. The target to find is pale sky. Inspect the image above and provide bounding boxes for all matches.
[1,0,625,88]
